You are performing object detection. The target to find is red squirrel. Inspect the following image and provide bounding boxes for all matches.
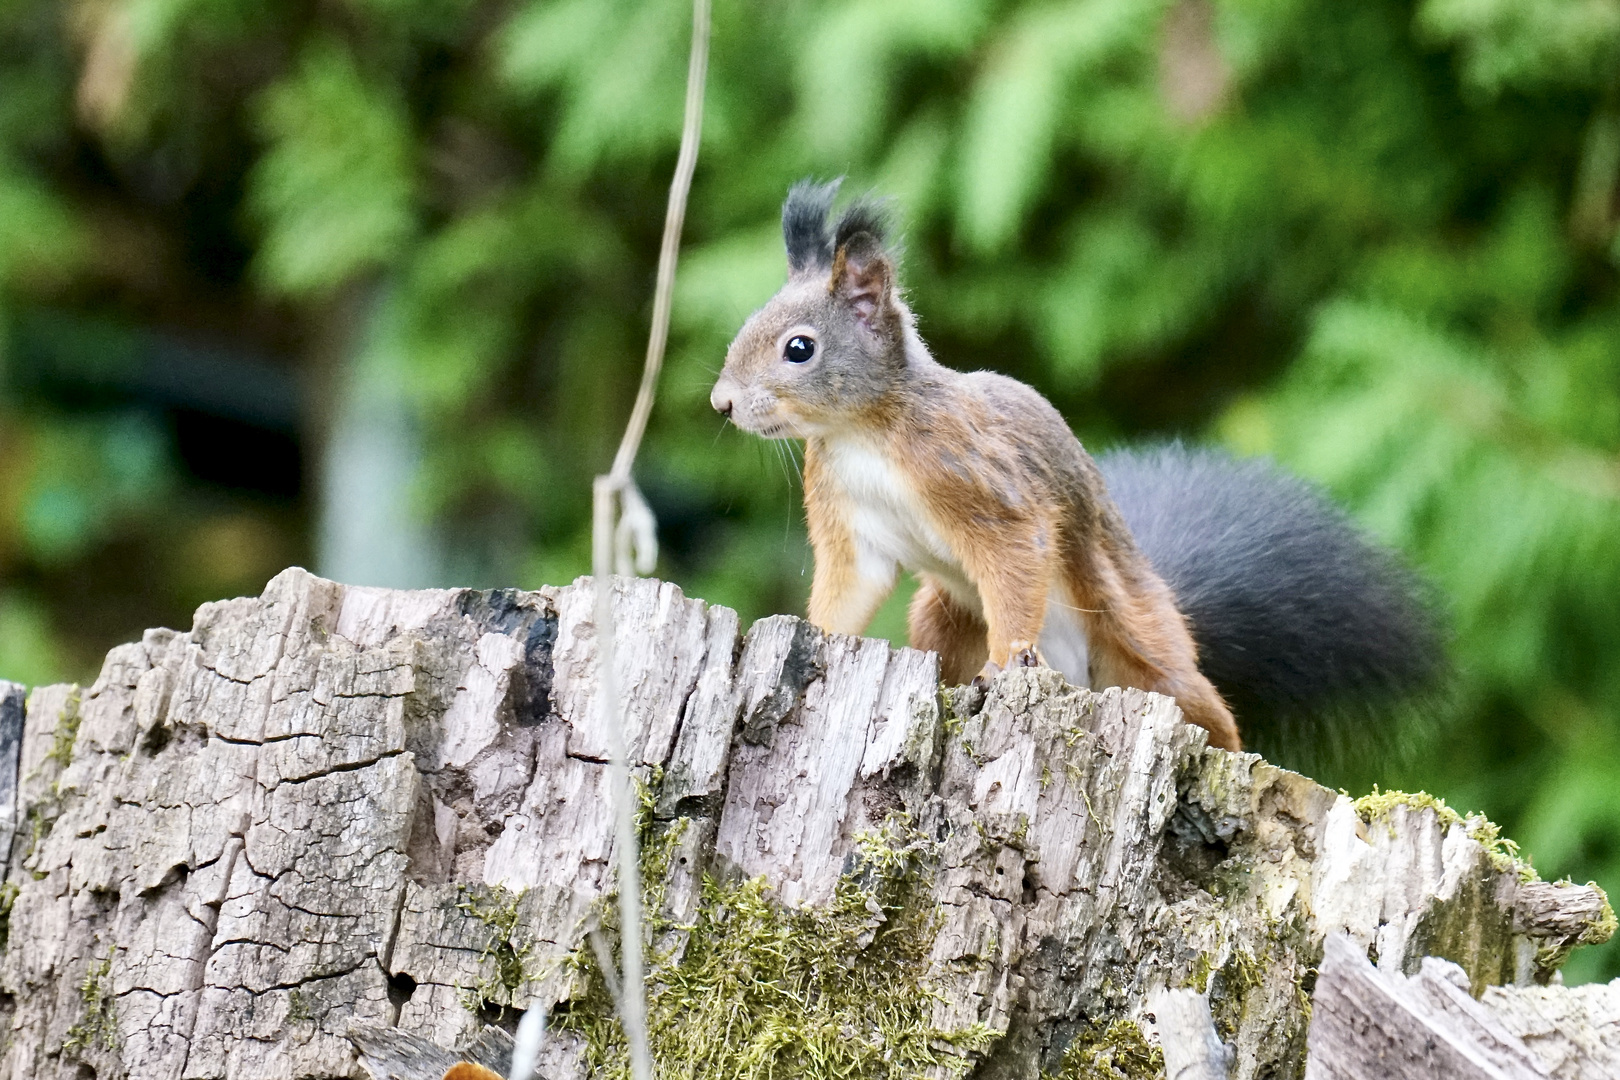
[711,180,1443,753]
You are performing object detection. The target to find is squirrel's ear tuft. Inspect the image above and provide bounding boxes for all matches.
[783,178,841,274]
[829,231,897,335]
[832,196,892,252]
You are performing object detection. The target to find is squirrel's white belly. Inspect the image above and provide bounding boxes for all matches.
[1039,593,1090,689]
[821,437,1091,687]
[822,438,973,600]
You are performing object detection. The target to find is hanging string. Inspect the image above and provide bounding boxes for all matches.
[582,0,711,1078]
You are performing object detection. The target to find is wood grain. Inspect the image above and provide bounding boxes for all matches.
[0,570,1608,1080]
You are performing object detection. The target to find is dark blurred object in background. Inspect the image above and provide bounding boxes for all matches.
[1,312,307,681]
[3,0,1620,979]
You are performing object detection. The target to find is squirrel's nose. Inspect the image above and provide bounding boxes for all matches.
[710,384,735,418]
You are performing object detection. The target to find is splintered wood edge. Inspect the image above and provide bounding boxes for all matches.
[1304,935,1550,1080]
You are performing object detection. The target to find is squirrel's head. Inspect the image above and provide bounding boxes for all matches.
[712,179,908,438]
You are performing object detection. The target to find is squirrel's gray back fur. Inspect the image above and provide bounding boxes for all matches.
[1097,443,1446,757]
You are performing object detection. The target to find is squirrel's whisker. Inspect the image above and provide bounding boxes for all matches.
[783,440,804,485]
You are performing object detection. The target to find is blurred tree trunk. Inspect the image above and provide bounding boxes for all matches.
[314,283,443,590]
[0,571,1609,1080]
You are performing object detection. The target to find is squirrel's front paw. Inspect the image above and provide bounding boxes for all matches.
[972,644,1044,689]
[1007,640,1044,669]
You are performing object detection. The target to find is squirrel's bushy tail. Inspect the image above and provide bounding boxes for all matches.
[1098,444,1446,761]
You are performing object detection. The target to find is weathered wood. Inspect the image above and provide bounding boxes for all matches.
[1147,989,1232,1080]
[1482,979,1620,1078]
[1306,932,1620,1080]
[1305,934,1551,1079]
[349,1023,513,1080]
[0,681,22,877]
[0,570,1610,1079]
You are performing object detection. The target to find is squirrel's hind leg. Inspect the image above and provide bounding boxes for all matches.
[1066,556,1243,751]
[907,577,989,686]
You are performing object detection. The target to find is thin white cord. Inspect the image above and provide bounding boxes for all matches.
[589,1,711,1078]
[609,0,712,484]
[508,1005,546,1080]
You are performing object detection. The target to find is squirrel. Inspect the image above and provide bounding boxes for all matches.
[710,179,1442,753]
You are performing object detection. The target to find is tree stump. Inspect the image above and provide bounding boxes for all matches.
[0,569,1609,1079]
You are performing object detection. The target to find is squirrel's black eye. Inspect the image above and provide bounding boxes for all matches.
[783,335,816,364]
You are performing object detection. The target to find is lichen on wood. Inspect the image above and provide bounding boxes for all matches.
[0,570,1608,1080]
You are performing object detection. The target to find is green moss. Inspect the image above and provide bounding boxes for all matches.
[1051,1019,1163,1080]
[62,956,115,1055]
[1180,944,1273,1038]
[1586,882,1618,945]
[640,817,688,893]
[632,769,677,879]
[22,805,51,879]
[1353,787,1527,873]
[1078,787,1103,835]
[1207,947,1264,1041]
[1462,816,1526,874]
[558,817,998,1080]
[457,883,531,1013]
[44,688,82,772]
[0,880,17,952]
[941,689,969,735]
[1008,815,1031,851]
[1353,787,1461,830]
[1182,952,1214,993]
[286,988,312,1024]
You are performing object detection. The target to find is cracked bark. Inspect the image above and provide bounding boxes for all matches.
[1305,933,1620,1079]
[0,569,1611,1080]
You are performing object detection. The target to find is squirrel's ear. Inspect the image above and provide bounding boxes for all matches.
[829,233,896,335]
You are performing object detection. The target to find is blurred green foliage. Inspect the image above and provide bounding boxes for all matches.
[2,0,1620,979]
